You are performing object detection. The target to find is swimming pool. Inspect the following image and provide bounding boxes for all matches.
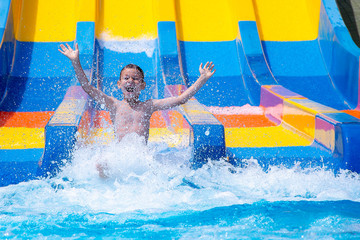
[1,136,360,239]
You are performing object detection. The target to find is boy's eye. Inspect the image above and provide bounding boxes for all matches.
[121,76,142,82]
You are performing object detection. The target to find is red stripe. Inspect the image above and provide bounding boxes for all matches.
[0,111,55,128]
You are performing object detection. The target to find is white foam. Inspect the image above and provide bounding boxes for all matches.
[98,31,156,58]
[1,138,360,216]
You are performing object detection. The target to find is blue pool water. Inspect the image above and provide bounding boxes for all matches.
[1,135,360,239]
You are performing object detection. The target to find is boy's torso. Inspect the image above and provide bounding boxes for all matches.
[110,99,153,142]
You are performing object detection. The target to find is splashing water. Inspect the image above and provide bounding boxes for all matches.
[1,134,360,238]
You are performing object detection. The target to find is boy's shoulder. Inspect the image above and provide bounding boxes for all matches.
[143,99,155,109]
[139,99,158,113]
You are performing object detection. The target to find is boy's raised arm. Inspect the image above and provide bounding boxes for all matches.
[152,62,216,111]
[58,43,115,110]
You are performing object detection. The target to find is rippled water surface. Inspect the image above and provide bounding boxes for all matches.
[1,135,360,239]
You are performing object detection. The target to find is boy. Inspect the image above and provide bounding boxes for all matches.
[59,43,215,143]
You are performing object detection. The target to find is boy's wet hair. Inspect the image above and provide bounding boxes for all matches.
[120,64,144,81]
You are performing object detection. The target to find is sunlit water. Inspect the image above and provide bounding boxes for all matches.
[1,134,360,239]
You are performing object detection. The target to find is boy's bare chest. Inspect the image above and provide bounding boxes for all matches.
[111,102,151,126]
[117,109,146,124]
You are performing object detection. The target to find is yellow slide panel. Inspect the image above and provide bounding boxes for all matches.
[175,0,256,41]
[0,128,44,149]
[225,124,312,148]
[154,0,177,22]
[149,128,190,147]
[282,98,338,139]
[11,0,321,42]
[253,0,321,41]
[96,0,157,40]
[13,0,96,42]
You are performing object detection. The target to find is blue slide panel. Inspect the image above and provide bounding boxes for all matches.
[319,0,360,109]
[157,21,183,101]
[227,143,335,171]
[237,21,278,106]
[0,76,73,112]
[179,40,249,107]
[38,87,89,177]
[38,22,95,177]
[262,40,354,110]
[12,42,75,78]
[262,40,328,77]
[318,112,360,172]
[157,21,183,100]
[0,41,75,111]
[261,0,360,110]
[76,22,95,70]
[158,21,226,167]
[191,124,226,167]
[0,0,14,104]
[0,148,43,186]
[336,123,360,172]
[38,125,79,177]
[157,21,182,87]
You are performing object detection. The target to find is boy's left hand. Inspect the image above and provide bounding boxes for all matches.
[58,43,79,62]
[199,62,216,79]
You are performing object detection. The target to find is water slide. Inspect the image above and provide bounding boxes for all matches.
[1,0,360,186]
[0,0,93,185]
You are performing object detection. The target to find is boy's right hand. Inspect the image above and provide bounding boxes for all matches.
[199,62,216,79]
[58,43,79,62]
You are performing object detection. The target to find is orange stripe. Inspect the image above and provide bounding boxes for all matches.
[168,110,190,130]
[150,111,167,128]
[0,111,54,128]
[93,111,112,128]
[214,114,276,128]
[342,110,360,119]
[78,110,91,136]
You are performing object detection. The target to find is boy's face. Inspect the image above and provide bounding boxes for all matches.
[117,68,145,100]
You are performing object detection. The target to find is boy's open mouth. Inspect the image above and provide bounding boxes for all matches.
[125,86,135,92]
